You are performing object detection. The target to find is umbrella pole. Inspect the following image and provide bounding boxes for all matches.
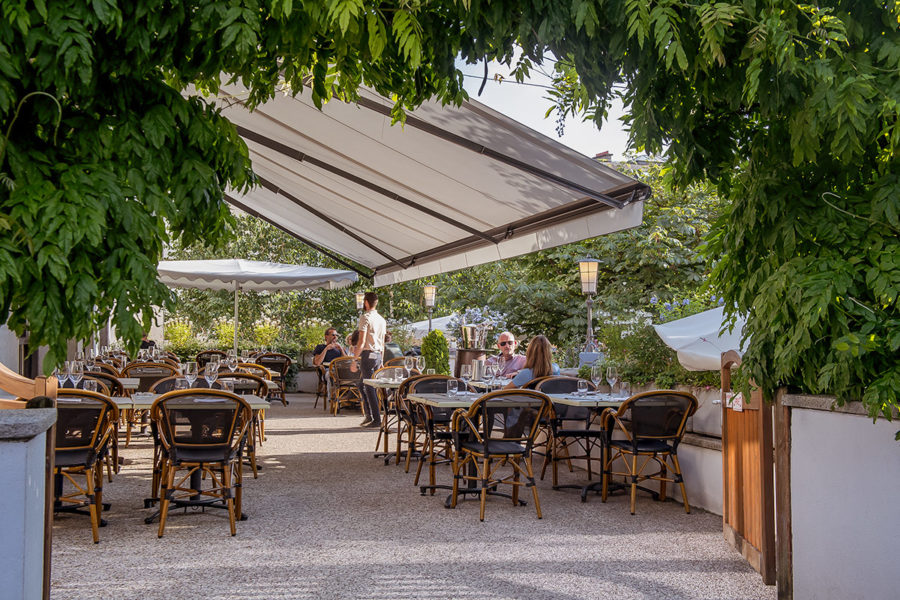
[233,281,239,353]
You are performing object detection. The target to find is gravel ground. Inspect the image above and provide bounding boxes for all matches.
[51,394,775,599]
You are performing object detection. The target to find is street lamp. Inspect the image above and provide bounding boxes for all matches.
[423,285,437,332]
[578,259,600,351]
[355,292,365,316]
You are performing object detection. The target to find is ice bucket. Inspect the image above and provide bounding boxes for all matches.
[472,359,485,382]
[460,325,478,349]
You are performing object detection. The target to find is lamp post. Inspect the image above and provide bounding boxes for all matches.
[355,292,365,316]
[423,285,437,332]
[579,259,600,351]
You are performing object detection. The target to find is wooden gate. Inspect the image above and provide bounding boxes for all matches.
[720,350,776,585]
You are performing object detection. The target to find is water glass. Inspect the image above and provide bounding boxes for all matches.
[175,378,188,390]
[223,380,235,393]
[591,364,603,388]
[459,364,472,393]
[577,379,589,396]
[446,379,458,396]
[68,361,84,386]
[425,369,435,375]
[606,366,619,395]
[183,362,198,387]
[619,381,631,399]
[83,379,98,393]
[204,361,220,387]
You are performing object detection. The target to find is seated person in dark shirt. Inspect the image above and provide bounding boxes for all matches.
[139,332,156,350]
[313,327,345,366]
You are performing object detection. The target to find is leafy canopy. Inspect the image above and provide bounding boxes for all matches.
[0,1,897,423]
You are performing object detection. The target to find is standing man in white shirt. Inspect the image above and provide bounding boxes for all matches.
[355,291,387,428]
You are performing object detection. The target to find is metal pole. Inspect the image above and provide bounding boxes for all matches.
[233,280,239,353]
[428,307,433,332]
[585,293,596,351]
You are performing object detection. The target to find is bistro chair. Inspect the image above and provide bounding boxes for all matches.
[54,389,119,543]
[371,366,410,459]
[237,362,271,379]
[600,390,698,514]
[384,357,408,368]
[195,350,227,370]
[121,362,178,393]
[218,371,268,474]
[409,374,464,494]
[533,376,603,489]
[254,352,292,406]
[328,356,362,415]
[86,371,124,397]
[62,376,111,396]
[150,389,252,537]
[93,362,122,378]
[450,389,552,521]
[392,374,430,471]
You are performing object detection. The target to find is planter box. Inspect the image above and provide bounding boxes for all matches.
[782,395,899,600]
[0,408,56,600]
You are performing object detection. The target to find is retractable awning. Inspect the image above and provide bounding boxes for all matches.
[216,84,650,286]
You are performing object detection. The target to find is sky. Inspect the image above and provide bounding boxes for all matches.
[457,58,633,160]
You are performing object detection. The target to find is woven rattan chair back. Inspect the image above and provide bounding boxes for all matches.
[121,362,177,392]
[56,389,118,452]
[255,352,292,377]
[195,350,227,369]
[217,372,267,396]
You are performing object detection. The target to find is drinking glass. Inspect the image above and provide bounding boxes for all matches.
[69,361,84,387]
[83,379,98,393]
[591,364,603,389]
[425,369,435,375]
[619,381,631,399]
[416,355,426,373]
[75,350,84,362]
[241,350,250,363]
[446,379,458,396]
[223,380,235,393]
[100,345,110,357]
[459,364,472,394]
[138,349,148,362]
[226,350,239,371]
[577,379,589,396]
[204,360,220,387]
[175,378,188,390]
[404,355,416,371]
[54,366,68,386]
[183,362,198,387]
[606,366,619,396]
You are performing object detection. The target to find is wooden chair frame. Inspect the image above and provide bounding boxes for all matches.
[450,389,552,521]
[150,389,252,537]
[600,390,698,514]
[54,389,118,543]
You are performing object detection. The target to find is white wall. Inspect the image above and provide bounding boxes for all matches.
[677,442,723,515]
[790,408,900,600]
[0,431,48,599]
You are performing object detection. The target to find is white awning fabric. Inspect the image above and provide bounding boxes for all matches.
[214,84,650,286]
[157,259,358,291]
[653,307,747,371]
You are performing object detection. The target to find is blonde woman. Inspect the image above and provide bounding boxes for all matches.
[504,335,560,389]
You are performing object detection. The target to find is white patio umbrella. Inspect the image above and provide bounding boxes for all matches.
[653,306,748,371]
[157,259,358,351]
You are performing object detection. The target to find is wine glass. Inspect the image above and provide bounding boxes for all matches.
[183,362,198,387]
[226,349,238,371]
[591,364,603,391]
[577,379,589,396]
[446,379,458,397]
[404,355,416,378]
[54,366,68,386]
[69,361,84,387]
[484,363,496,390]
[204,360,219,387]
[459,364,472,394]
[606,366,619,396]
[416,355,426,373]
